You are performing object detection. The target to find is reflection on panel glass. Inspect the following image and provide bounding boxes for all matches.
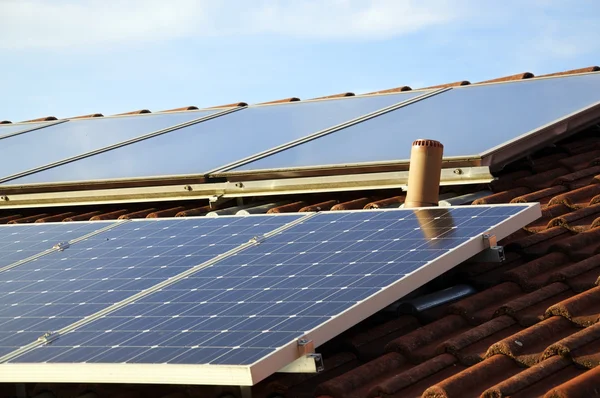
[5,91,426,185]
[0,110,219,181]
[0,122,52,139]
[231,73,600,172]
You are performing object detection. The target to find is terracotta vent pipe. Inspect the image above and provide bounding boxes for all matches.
[404,139,444,208]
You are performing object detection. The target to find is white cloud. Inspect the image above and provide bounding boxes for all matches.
[0,0,462,49]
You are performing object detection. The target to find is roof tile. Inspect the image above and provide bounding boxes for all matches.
[542,321,600,364]
[448,282,523,324]
[369,353,458,397]
[299,200,339,212]
[515,167,570,190]
[441,315,520,365]
[511,185,568,206]
[497,283,574,327]
[385,315,469,364]
[422,355,522,398]
[486,316,576,366]
[503,253,571,290]
[546,286,600,326]
[538,66,600,77]
[478,72,534,83]
[548,184,600,208]
[544,366,600,398]
[472,187,531,205]
[481,356,572,398]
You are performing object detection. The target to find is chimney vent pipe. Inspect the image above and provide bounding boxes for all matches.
[404,139,443,208]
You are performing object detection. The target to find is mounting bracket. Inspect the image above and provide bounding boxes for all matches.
[466,233,505,263]
[277,338,324,373]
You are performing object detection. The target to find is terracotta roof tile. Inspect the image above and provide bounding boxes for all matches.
[441,315,520,365]
[69,113,104,119]
[503,253,570,290]
[486,316,576,366]
[370,354,458,397]
[481,355,572,398]
[496,283,573,327]
[312,92,355,100]
[544,366,600,398]
[420,80,470,89]
[158,106,199,112]
[448,282,523,325]
[365,86,412,95]
[538,66,600,78]
[257,97,300,105]
[542,321,600,362]
[385,315,469,363]
[206,102,248,108]
[19,116,58,122]
[473,187,531,205]
[114,109,151,115]
[546,286,600,326]
[422,355,522,398]
[299,200,339,212]
[478,72,534,84]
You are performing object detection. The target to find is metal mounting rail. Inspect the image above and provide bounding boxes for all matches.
[0,221,128,274]
[0,212,318,364]
[0,106,245,185]
[0,120,69,141]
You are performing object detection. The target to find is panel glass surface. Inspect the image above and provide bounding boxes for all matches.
[6,91,428,186]
[0,221,115,269]
[0,110,220,181]
[0,215,302,357]
[0,122,53,139]
[230,73,600,172]
[11,205,528,365]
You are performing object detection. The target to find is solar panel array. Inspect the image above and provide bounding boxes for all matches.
[5,90,424,186]
[1,72,599,187]
[0,204,540,386]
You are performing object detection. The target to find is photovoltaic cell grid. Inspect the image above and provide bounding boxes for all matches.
[10,205,529,366]
[0,214,302,358]
[0,221,115,269]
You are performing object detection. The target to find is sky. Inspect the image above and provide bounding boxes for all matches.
[1,0,599,122]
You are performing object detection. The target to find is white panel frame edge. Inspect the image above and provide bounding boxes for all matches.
[0,203,541,386]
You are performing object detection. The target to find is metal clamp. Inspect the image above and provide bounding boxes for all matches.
[37,331,60,345]
[53,242,70,251]
[467,232,505,263]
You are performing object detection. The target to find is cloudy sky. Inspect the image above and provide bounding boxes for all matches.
[1,0,599,121]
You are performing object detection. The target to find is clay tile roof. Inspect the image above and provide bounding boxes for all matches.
[538,66,600,78]
[257,97,301,105]
[0,120,11,124]
[365,85,412,95]
[114,109,151,115]
[420,80,471,90]
[3,66,600,398]
[478,72,534,84]
[68,113,104,119]
[19,116,58,122]
[311,92,356,100]
[158,106,199,112]
[206,101,248,108]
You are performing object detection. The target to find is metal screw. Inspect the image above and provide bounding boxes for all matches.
[184,185,193,191]
[235,182,244,188]
[0,195,8,201]
[453,169,463,175]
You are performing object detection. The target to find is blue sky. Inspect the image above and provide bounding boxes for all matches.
[1,0,599,122]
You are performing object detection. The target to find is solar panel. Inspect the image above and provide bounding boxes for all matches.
[0,204,540,387]
[0,122,54,139]
[0,221,116,270]
[0,214,302,358]
[4,91,430,186]
[225,73,600,173]
[0,110,222,182]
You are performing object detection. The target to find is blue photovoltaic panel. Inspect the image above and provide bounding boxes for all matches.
[0,110,220,181]
[0,221,115,269]
[6,91,428,186]
[229,73,600,172]
[0,214,302,357]
[11,205,529,366]
[0,122,53,139]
